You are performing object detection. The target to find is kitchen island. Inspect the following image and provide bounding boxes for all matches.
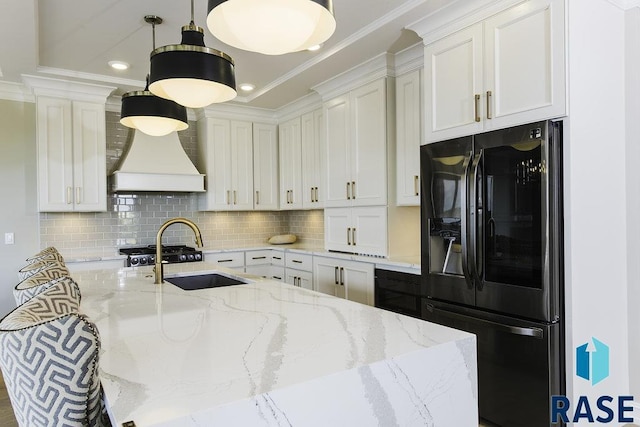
[74,263,477,427]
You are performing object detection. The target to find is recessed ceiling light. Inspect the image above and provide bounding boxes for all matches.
[307,44,322,52]
[109,60,130,71]
[239,83,255,92]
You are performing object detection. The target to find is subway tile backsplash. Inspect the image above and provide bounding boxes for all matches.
[39,112,324,254]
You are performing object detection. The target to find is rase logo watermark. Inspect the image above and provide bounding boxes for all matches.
[551,337,635,424]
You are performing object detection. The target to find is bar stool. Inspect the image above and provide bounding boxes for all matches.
[17,259,68,281]
[13,273,80,306]
[0,280,110,427]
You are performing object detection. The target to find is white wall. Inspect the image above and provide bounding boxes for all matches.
[625,6,640,402]
[565,0,630,412]
[0,99,40,317]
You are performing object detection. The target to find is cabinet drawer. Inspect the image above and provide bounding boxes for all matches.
[245,250,273,266]
[270,252,285,267]
[206,251,245,268]
[285,252,313,271]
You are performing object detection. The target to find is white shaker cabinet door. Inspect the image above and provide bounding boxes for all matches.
[301,109,325,209]
[230,120,254,210]
[342,259,375,306]
[313,258,345,299]
[483,0,566,131]
[324,94,351,207]
[350,78,387,207]
[396,69,422,206]
[252,123,279,210]
[351,206,387,258]
[279,117,303,210]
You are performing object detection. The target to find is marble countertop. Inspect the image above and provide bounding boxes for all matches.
[75,263,476,427]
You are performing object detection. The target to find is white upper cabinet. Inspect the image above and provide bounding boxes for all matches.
[278,117,303,210]
[324,78,387,208]
[424,0,566,143]
[301,109,325,208]
[36,97,108,212]
[252,123,279,210]
[198,118,254,210]
[396,69,422,206]
[324,206,388,257]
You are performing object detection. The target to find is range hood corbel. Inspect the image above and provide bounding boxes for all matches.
[110,130,205,193]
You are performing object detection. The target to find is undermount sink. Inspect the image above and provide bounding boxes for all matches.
[165,273,247,291]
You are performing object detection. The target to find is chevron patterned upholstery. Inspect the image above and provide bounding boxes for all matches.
[17,260,68,281]
[14,274,81,307]
[0,281,110,427]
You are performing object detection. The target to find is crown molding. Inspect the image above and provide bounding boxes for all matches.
[608,0,640,9]
[394,43,424,76]
[312,52,394,100]
[22,75,115,103]
[0,80,34,103]
[196,102,278,124]
[36,66,143,91]
[276,92,323,123]
[407,0,523,45]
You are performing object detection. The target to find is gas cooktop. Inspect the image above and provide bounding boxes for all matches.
[120,245,203,267]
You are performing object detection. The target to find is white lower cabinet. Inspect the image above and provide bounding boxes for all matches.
[313,256,374,306]
[284,252,313,289]
[245,250,285,280]
[324,206,388,257]
[205,251,245,269]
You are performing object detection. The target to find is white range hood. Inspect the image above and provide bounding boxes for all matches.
[111,130,205,193]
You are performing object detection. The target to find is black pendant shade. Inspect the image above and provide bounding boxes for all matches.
[148,24,236,108]
[120,89,189,137]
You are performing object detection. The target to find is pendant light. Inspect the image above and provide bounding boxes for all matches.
[206,0,336,55]
[120,16,189,137]
[149,0,236,108]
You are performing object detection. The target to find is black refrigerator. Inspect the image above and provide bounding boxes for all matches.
[420,120,564,427]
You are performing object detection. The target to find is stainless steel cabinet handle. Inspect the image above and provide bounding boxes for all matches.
[310,187,314,203]
[76,187,81,204]
[414,175,419,196]
[346,182,351,200]
[352,228,356,246]
[234,190,237,205]
[226,190,230,205]
[66,187,73,204]
[339,267,344,286]
[474,94,481,122]
[426,304,544,339]
[334,266,339,285]
[314,187,319,202]
[351,181,356,199]
[256,190,260,205]
[347,227,351,245]
[486,90,492,119]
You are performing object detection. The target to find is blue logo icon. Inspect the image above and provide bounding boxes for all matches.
[576,337,609,385]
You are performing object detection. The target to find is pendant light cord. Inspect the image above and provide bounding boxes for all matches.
[190,0,195,26]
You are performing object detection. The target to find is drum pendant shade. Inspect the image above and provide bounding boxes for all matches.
[149,25,236,108]
[206,0,336,55]
[120,16,189,136]
[120,90,189,137]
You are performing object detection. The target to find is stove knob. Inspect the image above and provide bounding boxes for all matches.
[179,254,187,262]
[194,253,202,261]
[187,254,195,261]
[139,257,147,265]
[130,258,139,266]
[149,256,155,263]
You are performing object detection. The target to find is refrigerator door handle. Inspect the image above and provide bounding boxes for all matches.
[426,304,544,339]
[460,153,474,290]
[470,149,483,289]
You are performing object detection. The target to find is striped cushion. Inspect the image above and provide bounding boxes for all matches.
[14,275,81,307]
[0,282,109,427]
[17,260,68,281]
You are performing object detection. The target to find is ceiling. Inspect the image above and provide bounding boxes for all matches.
[1,0,454,110]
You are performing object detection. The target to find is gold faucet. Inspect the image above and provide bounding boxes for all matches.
[154,218,203,284]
